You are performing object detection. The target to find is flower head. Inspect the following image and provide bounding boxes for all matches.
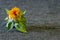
[8,7,22,21]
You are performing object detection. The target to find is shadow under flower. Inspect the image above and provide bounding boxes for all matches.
[26,25,60,32]
[1,22,60,33]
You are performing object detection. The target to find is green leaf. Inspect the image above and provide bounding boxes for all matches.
[5,17,8,20]
[15,22,27,33]
[5,9,9,14]
[6,20,13,31]
[23,10,26,14]
[21,15,26,24]
[21,10,26,15]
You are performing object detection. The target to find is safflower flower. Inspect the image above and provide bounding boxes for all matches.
[5,7,27,33]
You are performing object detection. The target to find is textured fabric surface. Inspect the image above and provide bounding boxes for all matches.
[0,28,60,40]
[0,0,60,40]
[0,0,60,27]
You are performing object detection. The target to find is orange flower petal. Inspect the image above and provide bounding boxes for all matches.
[8,7,22,21]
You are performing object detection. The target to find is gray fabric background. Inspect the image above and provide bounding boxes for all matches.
[0,0,60,40]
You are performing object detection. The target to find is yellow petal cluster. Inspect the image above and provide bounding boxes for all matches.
[8,7,22,21]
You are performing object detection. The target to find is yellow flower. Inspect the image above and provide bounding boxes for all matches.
[5,7,27,33]
[8,7,22,21]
